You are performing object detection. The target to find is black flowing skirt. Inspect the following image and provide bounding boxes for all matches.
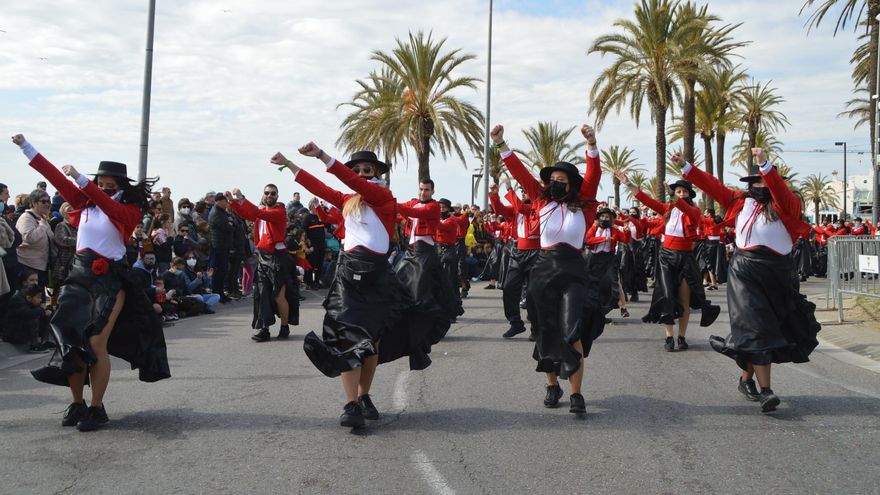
[619,240,648,296]
[699,239,728,283]
[31,250,170,387]
[792,238,813,281]
[438,243,464,317]
[382,242,453,370]
[709,248,821,369]
[643,236,661,280]
[303,248,397,377]
[642,247,713,325]
[585,251,619,315]
[480,239,505,281]
[528,246,605,379]
[253,250,299,329]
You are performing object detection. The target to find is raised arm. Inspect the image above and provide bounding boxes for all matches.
[617,169,669,216]
[271,152,346,209]
[578,125,601,202]
[12,135,87,209]
[489,183,515,221]
[294,142,392,205]
[66,170,142,228]
[491,125,543,202]
[678,153,738,209]
[227,193,287,223]
[753,148,802,218]
[585,224,608,247]
[672,197,701,224]
[397,200,440,220]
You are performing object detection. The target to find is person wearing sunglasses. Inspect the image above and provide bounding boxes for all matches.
[226,183,298,343]
[11,133,170,432]
[14,188,53,287]
[272,144,404,429]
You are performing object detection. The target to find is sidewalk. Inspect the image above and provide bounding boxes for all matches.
[803,278,880,364]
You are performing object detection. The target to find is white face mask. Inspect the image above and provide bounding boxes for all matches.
[181,207,191,215]
[186,259,197,268]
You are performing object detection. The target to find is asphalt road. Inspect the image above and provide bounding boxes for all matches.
[1,281,878,494]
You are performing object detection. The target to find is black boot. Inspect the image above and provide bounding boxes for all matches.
[277,325,290,339]
[543,384,563,408]
[502,324,526,339]
[664,336,675,352]
[251,328,271,342]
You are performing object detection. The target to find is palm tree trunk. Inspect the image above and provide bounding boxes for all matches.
[746,125,757,169]
[814,200,820,224]
[869,2,880,158]
[417,134,431,183]
[683,80,696,163]
[613,177,621,208]
[702,134,715,212]
[654,104,667,199]
[716,132,726,186]
[384,155,392,187]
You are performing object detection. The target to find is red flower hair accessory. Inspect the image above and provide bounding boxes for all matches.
[91,258,109,276]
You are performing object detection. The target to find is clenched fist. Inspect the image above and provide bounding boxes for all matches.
[580,125,596,145]
[490,125,505,145]
[270,152,289,166]
[670,152,684,167]
[298,142,322,158]
[61,164,81,180]
[11,134,25,146]
[751,148,767,165]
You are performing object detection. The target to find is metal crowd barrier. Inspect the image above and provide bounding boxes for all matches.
[826,236,880,322]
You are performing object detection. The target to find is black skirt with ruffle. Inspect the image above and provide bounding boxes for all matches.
[642,247,714,325]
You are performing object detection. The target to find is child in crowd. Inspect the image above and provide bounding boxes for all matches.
[1,283,54,352]
[152,278,178,321]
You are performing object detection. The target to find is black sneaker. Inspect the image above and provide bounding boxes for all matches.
[461,290,469,299]
[277,325,290,340]
[251,328,271,342]
[620,308,630,318]
[630,293,639,302]
[738,377,760,401]
[358,394,379,420]
[664,336,675,352]
[677,336,689,350]
[203,307,216,315]
[484,284,496,290]
[76,405,109,432]
[758,389,780,413]
[502,325,526,339]
[528,330,537,342]
[62,401,87,427]
[569,393,586,414]
[28,344,50,353]
[340,401,365,428]
[543,384,563,408]
[700,304,721,327]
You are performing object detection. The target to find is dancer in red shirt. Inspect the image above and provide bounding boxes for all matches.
[585,208,631,317]
[12,134,169,432]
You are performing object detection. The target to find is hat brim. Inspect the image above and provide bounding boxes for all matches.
[596,208,617,219]
[343,157,390,175]
[91,172,132,181]
[740,174,788,183]
[539,166,583,189]
[669,183,696,198]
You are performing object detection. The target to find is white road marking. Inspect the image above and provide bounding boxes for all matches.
[411,450,457,495]
[392,370,410,410]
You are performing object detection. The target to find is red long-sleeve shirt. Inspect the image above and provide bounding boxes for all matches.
[635,191,701,251]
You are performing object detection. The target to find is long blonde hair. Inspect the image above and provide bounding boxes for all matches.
[342,194,363,218]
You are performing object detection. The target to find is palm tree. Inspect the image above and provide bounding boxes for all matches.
[800,173,841,222]
[340,31,484,183]
[838,87,873,130]
[627,171,652,203]
[337,68,406,183]
[731,129,785,170]
[672,2,747,164]
[801,0,880,155]
[514,122,586,172]
[475,145,508,184]
[601,145,644,207]
[589,0,707,199]
[734,79,790,169]
[708,66,748,185]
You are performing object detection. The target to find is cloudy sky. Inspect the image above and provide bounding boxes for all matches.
[0,0,871,208]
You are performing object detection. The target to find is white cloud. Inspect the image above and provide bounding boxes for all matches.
[0,0,872,211]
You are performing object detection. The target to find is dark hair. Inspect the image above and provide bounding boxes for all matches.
[178,198,192,209]
[18,269,37,284]
[0,183,7,195]
[420,179,435,190]
[194,201,207,214]
[93,176,158,212]
[264,184,278,191]
[157,213,171,226]
[148,199,160,210]
[172,256,186,266]
[22,283,43,299]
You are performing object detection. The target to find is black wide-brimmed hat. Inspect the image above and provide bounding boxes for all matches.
[438,198,452,208]
[740,164,788,183]
[539,161,583,190]
[92,161,131,180]
[344,151,390,175]
[596,207,617,219]
[668,179,696,199]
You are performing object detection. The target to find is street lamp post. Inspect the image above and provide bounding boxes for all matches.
[481,0,493,211]
[138,0,157,182]
[471,173,483,206]
[835,141,847,219]
[874,13,880,224]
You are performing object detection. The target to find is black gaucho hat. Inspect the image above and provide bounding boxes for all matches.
[596,207,617,219]
[344,151,390,175]
[438,198,452,208]
[92,161,131,181]
[668,179,696,199]
[740,164,787,183]
[539,161,583,190]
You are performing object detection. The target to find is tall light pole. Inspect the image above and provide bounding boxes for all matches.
[835,141,847,219]
[874,13,880,224]
[481,0,493,211]
[138,0,157,182]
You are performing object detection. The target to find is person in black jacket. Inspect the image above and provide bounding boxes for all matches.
[1,283,54,352]
[226,209,247,298]
[302,212,326,289]
[208,193,233,302]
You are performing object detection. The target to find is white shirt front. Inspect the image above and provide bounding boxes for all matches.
[343,204,389,254]
[663,208,685,240]
[735,197,792,255]
[539,202,586,249]
[516,213,526,238]
[593,227,613,253]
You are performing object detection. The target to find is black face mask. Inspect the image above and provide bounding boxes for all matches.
[599,220,612,229]
[629,211,639,219]
[548,181,568,201]
[441,211,451,220]
[103,188,118,197]
[749,186,771,203]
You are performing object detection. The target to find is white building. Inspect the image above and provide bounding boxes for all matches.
[822,169,875,221]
